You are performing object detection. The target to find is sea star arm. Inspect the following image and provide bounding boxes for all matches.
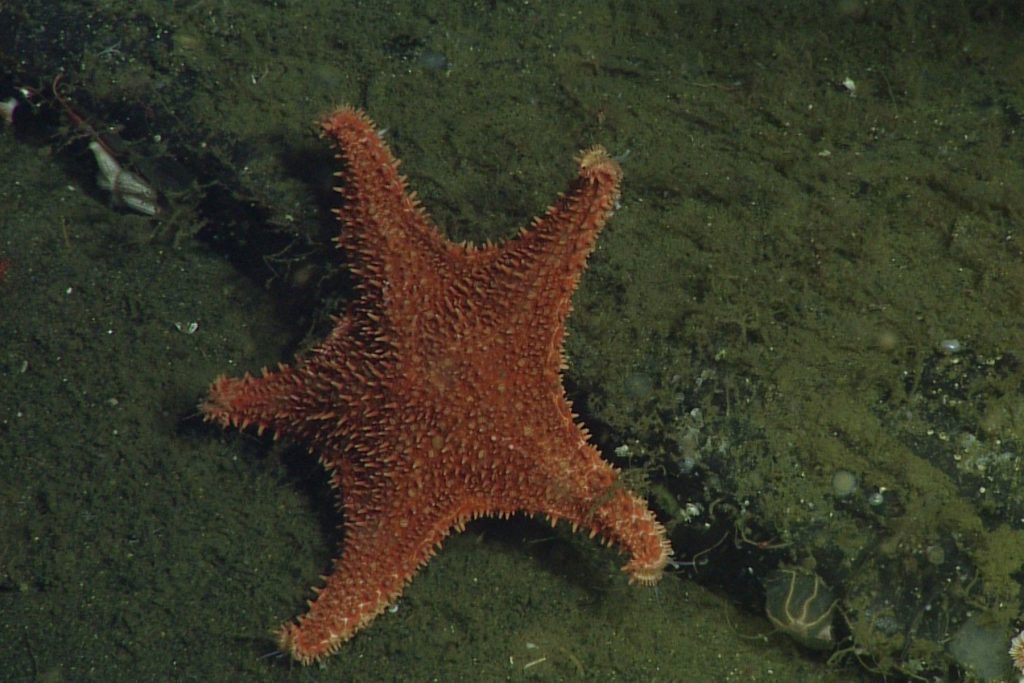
[515,434,672,586]
[276,467,460,664]
[201,364,306,438]
[484,146,622,335]
[321,108,451,307]
[559,475,673,585]
[200,316,362,442]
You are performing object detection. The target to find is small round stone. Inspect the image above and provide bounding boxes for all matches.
[939,338,962,354]
[831,469,858,498]
[925,545,945,565]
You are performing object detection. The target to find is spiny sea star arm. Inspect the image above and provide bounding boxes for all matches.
[530,463,672,586]
[487,146,622,331]
[321,107,450,299]
[276,480,457,663]
[200,364,309,440]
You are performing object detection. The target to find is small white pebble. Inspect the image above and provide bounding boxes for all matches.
[939,338,962,354]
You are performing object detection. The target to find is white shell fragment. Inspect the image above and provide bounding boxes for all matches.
[88,141,160,216]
